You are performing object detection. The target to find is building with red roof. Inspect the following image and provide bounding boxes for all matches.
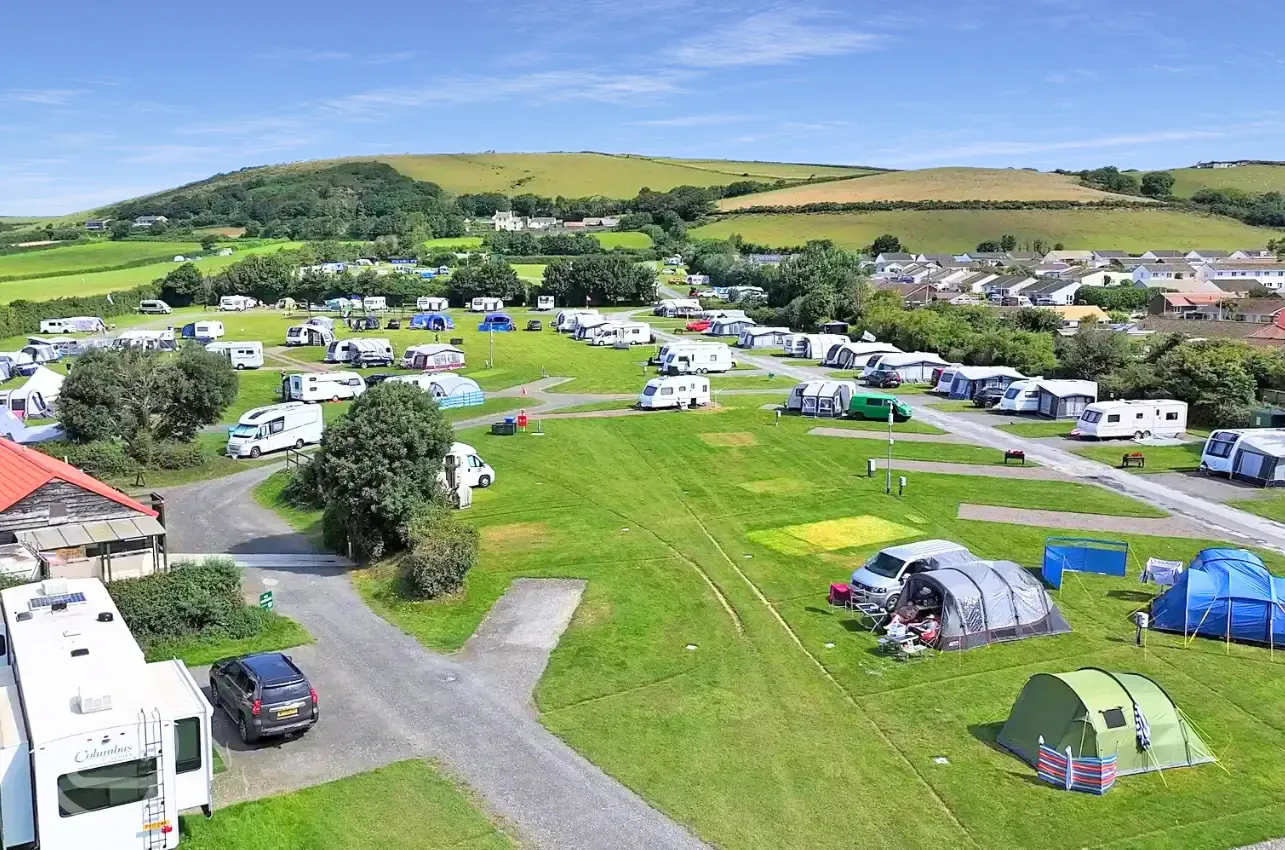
[0,438,166,582]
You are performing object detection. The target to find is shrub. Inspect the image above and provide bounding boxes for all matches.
[109,558,259,641]
[282,460,324,508]
[36,439,132,478]
[149,441,206,470]
[398,508,478,600]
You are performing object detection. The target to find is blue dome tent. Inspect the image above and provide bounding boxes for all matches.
[1150,548,1285,647]
[409,312,454,331]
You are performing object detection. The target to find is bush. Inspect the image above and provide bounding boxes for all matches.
[398,509,478,600]
[149,441,206,470]
[35,439,132,478]
[282,460,324,508]
[109,558,260,641]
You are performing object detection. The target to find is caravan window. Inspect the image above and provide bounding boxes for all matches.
[1081,410,1101,423]
[642,386,658,397]
[1100,708,1128,729]
[1207,432,1238,458]
[175,718,203,774]
[269,419,285,435]
[58,758,158,816]
[1165,411,1179,420]
[1106,414,1120,423]
[660,387,674,396]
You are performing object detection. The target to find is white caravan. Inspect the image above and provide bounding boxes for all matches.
[285,324,334,347]
[469,297,504,313]
[226,402,324,458]
[660,343,734,375]
[590,321,651,346]
[555,309,600,333]
[416,296,449,312]
[286,371,366,402]
[998,379,1042,413]
[573,317,613,341]
[205,341,264,369]
[218,295,253,311]
[440,442,496,488]
[0,578,213,850]
[1071,399,1188,440]
[361,296,387,311]
[535,295,555,311]
[39,316,105,334]
[138,299,171,314]
[639,376,711,410]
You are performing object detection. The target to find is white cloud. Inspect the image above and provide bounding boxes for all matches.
[885,129,1230,165]
[4,88,87,105]
[363,51,418,65]
[630,113,751,127]
[669,9,880,68]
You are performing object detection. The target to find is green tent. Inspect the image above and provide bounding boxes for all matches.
[997,668,1215,777]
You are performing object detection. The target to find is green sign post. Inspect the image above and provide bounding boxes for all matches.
[258,591,274,610]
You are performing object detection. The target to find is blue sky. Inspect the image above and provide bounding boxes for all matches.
[3,0,1283,215]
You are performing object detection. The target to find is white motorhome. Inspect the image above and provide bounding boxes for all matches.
[638,376,711,410]
[0,578,213,850]
[361,296,387,312]
[535,295,555,311]
[416,296,450,312]
[1071,399,1188,440]
[469,297,504,313]
[660,343,734,375]
[39,317,105,334]
[286,371,366,402]
[205,341,264,369]
[440,442,496,489]
[226,402,324,458]
[218,295,253,312]
[573,317,613,341]
[138,299,171,315]
[590,321,651,346]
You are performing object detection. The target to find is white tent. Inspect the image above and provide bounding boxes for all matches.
[786,380,857,418]
[1034,380,1097,419]
[794,333,850,360]
[0,408,64,444]
[862,352,950,382]
[824,341,901,370]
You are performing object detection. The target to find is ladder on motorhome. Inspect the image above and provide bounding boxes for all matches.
[140,708,169,850]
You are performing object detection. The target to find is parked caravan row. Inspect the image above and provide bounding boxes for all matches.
[205,341,264,369]
[469,297,504,313]
[785,333,848,360]
[999,379,1098,419]
[638,376,711,410]
[1071,399,1188,440]
[39,316,105,334]
[227,402,323,458]
[0,578,214,850]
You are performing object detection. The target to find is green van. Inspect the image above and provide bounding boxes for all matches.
[848,391,913,422]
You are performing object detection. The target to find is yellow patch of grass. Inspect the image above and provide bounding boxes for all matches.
[700,432,756,447]
[748,515,918,556]
[736,478,810,495]
[481,522,548,549]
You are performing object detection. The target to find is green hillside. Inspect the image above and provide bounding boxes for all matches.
[1170,165,1285,198]
[0,240,203,280]
[692,209,1281,252]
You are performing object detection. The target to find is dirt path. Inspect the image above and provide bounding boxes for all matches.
[956,503,1213,537]
[870,458,1072,480]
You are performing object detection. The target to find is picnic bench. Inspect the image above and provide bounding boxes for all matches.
[1121,452,1145,469]
[1004,449,1026,466]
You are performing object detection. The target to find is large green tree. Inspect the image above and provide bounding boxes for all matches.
[312,383,456,559]
[1140,171,1176,198]
[449,258,526,305]
[1055,326,1132,380]
[540,255,655,306]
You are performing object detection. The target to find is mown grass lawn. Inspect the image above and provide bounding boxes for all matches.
[181,760,515,849]
[316,409,1285,850]
[994,419,1076,437]
[1228,492,1285,524]
[0,239,203,279]
[1073,440,1205,473]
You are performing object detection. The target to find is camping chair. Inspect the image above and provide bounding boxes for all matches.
[827,583,852,611]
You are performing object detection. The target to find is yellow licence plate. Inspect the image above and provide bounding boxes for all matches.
[276,707,298,718]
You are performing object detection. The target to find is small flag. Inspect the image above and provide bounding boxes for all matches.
[1134,703,1151,750]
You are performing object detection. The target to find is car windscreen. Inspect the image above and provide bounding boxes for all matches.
[261,681,310,704]
[230,424,257,438]
[862,552,905,578]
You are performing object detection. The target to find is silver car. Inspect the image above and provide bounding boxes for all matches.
[849,539,977,611]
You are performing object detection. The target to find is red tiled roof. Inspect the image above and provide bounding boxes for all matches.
[0,438,157,517]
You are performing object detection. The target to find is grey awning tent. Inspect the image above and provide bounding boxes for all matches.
[891,560,1071,651]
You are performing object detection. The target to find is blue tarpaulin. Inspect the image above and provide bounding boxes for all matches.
[409,312,453,331]
[1151,548,1285,646]
[1042,538,1129,589]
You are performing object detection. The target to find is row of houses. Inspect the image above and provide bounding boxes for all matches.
[875,248,1276,272]
[487,211,620,232]
[84,215,169,231]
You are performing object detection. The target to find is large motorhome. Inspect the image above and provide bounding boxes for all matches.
[217,295,253,312]
[205,341,264,369]
[226,402,324,458]
[1071,399,1188,440]
[286,372,366,402]
[589,322,651,346]
[0,578,213,850]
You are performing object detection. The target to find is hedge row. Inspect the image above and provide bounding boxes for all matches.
[713,199,1174,215]
[35,439,205,479]
[109,558,264,642]
[0,282,159,339]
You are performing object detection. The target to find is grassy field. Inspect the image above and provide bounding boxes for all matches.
[994,419,1075,437]
[1073,440,1205,473]
[0,241,305,303]
[592,230,652,249]
[322,408,1285,850]
[653,158,878,181]
[422,236,483,251]
[1170,164,1285,199]
[692,209,1281,252]
[718,167,1134,209]
[181,760,515,849]
[1228,492,1285,523]
[0,239,203,280]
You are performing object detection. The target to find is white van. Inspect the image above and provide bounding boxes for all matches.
[206,341,264,369]
[416,296,449,312]
[441,442,496,488]
[226,402,324,458]
[1071,399,1188,440]
[591,321,651,346]
[535,295,555,311]
[999,379,1042,413]
[469,297,504,313]
[638,376,711,410]
[286,371,366,402]
[138,299,171,314]
[661,343,734,375]
[218,295,253,311]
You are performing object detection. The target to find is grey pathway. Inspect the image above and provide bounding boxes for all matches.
[869,458,1073,480]
[457,578,587,716]
[957,503,1214,537]
[1145,470,1274,503]
[161,467,709,850]
[808,425,970,443]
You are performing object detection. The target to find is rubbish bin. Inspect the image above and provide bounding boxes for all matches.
[491,422,516,436]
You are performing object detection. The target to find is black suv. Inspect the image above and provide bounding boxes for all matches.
[972,385,1006,408]
[865,369,902,389]
[210,653,318,744]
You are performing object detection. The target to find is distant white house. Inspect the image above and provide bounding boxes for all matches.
[84,218,112,231]
[1132,262,1199,286]
[132,215,169,228]
[527,216,560,230]
[1021,279,1081,306]
[492,211,524,231]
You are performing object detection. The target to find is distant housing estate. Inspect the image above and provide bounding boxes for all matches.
[488,211,619,232]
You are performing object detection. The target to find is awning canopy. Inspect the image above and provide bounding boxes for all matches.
[16,515,166,550]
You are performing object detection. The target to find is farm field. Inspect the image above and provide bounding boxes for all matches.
[1169,164,1285,198]
[592,230,652,249]
[319,409,1285,850]
[0,241,305,303]
[422,236,483,251]
[181,760,515,850]
[691,209,1281,252]
[717,167,1136,209]
[0,239,203,280]
[652,158,879,181]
